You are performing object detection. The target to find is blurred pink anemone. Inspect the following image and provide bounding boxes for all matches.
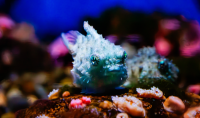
[0,15,15,38]
[154,37,172,56]
[0,15,15,30]
[180,21,200,57]
[187,84,200,94]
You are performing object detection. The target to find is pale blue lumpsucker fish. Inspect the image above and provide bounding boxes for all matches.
[61,21,128,93]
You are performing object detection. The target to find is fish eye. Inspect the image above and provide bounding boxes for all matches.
[122,51,127,62]
[90,54,100,66]
[158,59,168,70]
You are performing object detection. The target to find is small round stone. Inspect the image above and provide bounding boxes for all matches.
[163,96,185,114]
[62,91,70,97]
[116,113,129,118]
[99,100,113,109]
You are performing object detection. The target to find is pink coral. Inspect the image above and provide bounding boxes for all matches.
[69,96,91,109]
[136,86,165,99]
[81,96,91,105]
[69,99,85,109]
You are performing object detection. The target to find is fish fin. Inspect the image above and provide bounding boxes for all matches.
[71,70,81,87]
[122,81,131,87]
[61,31,80,54]
[83,21,100,39]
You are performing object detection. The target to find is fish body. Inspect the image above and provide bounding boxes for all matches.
[62,22,128,93]
[123,47,179,88]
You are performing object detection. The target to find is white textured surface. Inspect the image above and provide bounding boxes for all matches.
[48,89,59,98]
[35,114,49,118]
[112,95,145,117]
[136,86,163,98]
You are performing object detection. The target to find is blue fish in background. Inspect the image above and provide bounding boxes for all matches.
[123,47,179,88]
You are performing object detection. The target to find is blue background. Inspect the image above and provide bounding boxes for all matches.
[0,0,199,39]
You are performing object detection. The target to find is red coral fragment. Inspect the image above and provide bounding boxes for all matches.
[69,96,91,109]
[81,97,91,105]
